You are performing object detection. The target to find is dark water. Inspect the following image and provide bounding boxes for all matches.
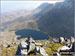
[15,29,48,40]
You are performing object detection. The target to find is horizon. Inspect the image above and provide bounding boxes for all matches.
[1,0,64,13]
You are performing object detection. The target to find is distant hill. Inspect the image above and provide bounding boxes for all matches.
[37,0,74,38]
[0,9,40,27]
[1,10,28,24]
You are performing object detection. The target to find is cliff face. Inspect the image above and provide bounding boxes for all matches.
[37,0,74,37]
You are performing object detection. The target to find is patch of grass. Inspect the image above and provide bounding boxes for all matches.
[36,41,45,45]
[1,45,18,56]
[46,43,63,55]
[46,47,52,55]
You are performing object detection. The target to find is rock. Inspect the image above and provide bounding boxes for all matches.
[35,43,42,46]
[71,37,75,43]
[16,37,36,55]
[59,37,65,43]
[17,41,28,55]
[65,39,71,46]
[53,38,59,43]
[28,42,35,54]
[20,41,28,48]
[40,47,48,56]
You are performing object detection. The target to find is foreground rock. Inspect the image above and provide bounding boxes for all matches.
[16,37,48,56]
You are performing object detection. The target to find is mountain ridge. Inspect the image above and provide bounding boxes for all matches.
[37,0,74,38]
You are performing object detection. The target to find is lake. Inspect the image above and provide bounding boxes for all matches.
[15,29,48,40]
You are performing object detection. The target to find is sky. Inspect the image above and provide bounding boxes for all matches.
[1,0,64,13]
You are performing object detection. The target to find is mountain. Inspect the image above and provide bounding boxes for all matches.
[33,3,54,19]
[0,3,53,31]
[0,9,40,27]
[0,0,74,38]
[37,0,74,38]
[1,10,28,24]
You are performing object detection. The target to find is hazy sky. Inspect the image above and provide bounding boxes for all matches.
[1,0,64,13]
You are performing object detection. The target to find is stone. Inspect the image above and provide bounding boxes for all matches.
[71,37,75,43]
[59,37,65,43]
[40,47,48,56]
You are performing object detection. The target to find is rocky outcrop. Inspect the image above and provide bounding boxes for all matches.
[16,37,48,56]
